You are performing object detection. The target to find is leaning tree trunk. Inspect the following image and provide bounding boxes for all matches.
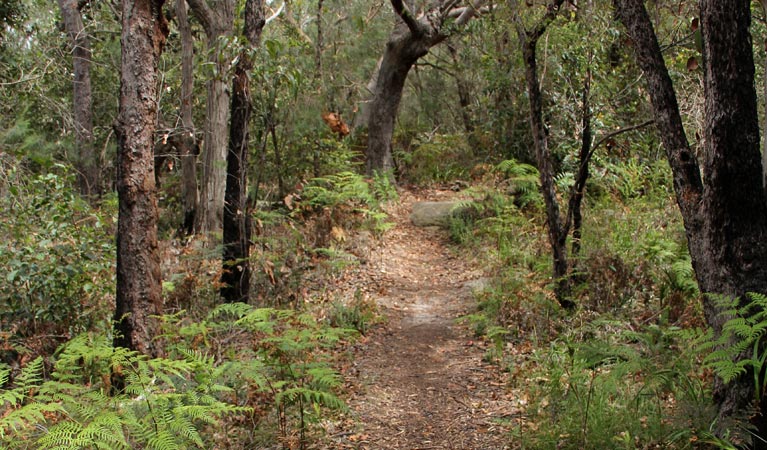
[365,0,486,176]
[188,0,235,235]
[113,0,168,356]
[57,0,99,197]
[615,0,767,444]
[175,0,199,235]
[221,0,264,304]
[569,68,592,265]
[366,30,431,175]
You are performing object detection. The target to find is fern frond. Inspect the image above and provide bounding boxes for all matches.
[306,366,341,390]
[0,401,64,438]
[14,356,44,391]
[206,302,253,322]
[146,430,180,450]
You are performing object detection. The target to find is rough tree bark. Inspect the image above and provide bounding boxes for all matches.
[187,0,235,235]
[761,0,767,191]
[113,0,168,355]
[365,0,485,176]
[175,0,199,235]
[221,0,265,304]
[57,0,99,197]
[615,0,767,444]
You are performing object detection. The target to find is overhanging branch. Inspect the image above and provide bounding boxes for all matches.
[451,0,488,27]
[590,119,654,156]
[391,0,425,36]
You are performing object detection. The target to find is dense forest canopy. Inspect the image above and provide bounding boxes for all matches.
[4,0,767,448]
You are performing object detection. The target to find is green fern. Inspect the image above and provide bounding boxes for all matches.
[301,171,375,209]
[702,293,767,401]
[2,305,355,448]
[0,332,251,449]
[495,159,542,207]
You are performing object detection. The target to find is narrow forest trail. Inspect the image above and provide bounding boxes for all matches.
[329,189,515,450]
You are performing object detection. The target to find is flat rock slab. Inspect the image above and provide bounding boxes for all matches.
[410,201,467,227]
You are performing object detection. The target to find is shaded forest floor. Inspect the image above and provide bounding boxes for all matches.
[324,188,517,450]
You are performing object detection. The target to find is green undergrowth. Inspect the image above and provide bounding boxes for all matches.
[0,303,355,449]
[0,160,115,359]
[161,168,394,312]
[509,321,714,449]
[446,158,729,448]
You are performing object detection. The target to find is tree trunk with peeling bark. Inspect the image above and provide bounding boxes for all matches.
[221,0,264,304]
[615,0,767,444]
[57,0,99,197]
[113,0,168,356]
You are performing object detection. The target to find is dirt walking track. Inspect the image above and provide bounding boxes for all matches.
[329,190,514,450]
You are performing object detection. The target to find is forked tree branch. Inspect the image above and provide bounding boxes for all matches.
[391,0,425,36]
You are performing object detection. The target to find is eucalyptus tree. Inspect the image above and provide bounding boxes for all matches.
[513,0,571,305]
[221,0,265,304]
[365,0,487,176]
[186,0,235,235]
[56,0,98,197]
[615,0,767,444]
[113,0,169,355]
[174,0,200,235]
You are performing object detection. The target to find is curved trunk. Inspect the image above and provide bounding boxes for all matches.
[519,25,571,307]
[514,0,572,308]
[365,34,427,175]
[365,0,485,176]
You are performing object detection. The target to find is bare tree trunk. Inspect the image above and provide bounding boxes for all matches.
[365,0,485,176]
[221,0,264,304]
[113,0,168,356]
[366,31,427,175]
[175,0,199,236]
[515,0,572,308]
[612,0,704,249]
[570,68,591,264]
[761,0,767,191]
[699,4,767,440]
[447,44,475,136]
[615,0,767,444]
[188,0,235,235]
[57,0,99,197]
